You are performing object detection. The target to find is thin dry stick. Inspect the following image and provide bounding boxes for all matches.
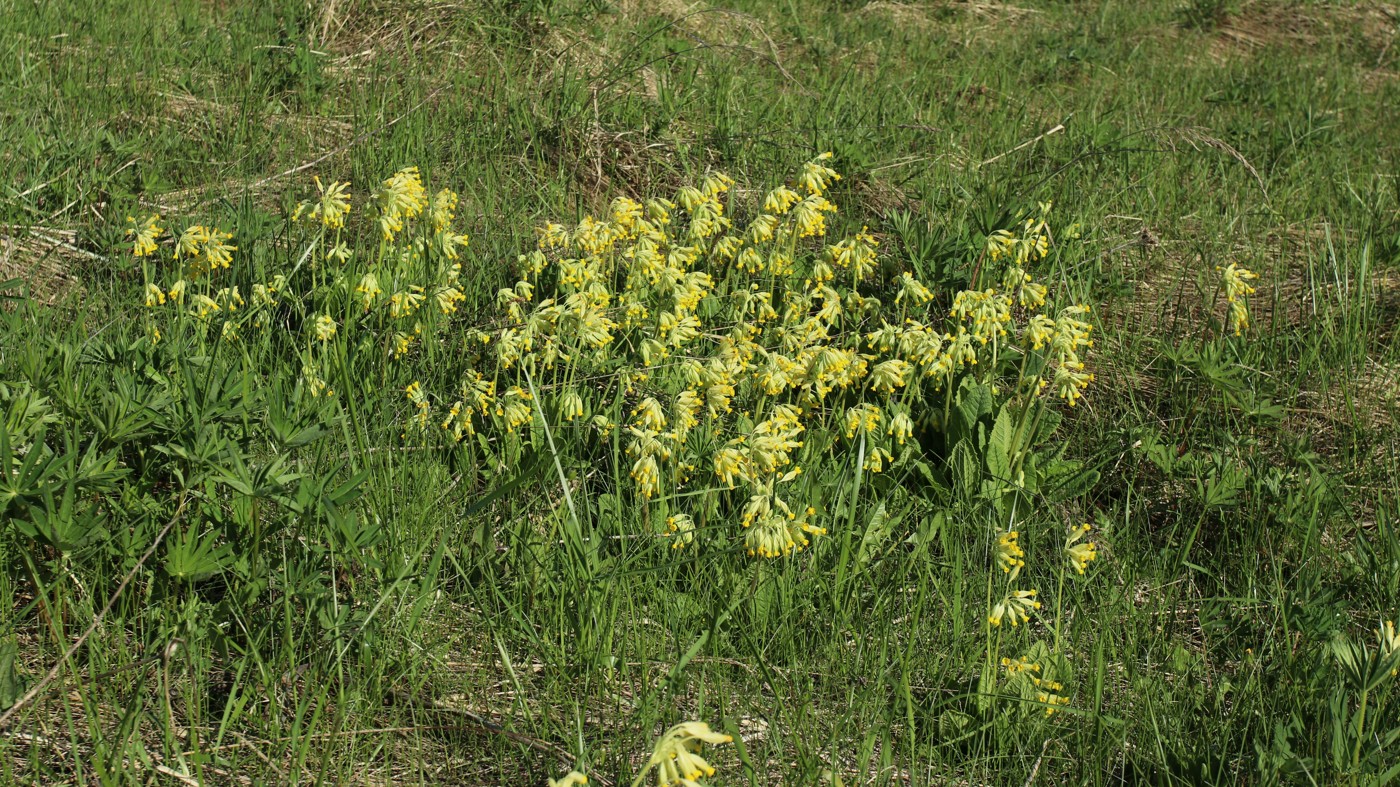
[0,494,189,730]
[1021,738,1051,787]
[981,116,1072,167]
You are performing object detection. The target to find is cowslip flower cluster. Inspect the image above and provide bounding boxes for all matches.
[1219,261,1259,335]
[386,159,1100,559]
[1065,523,1098,574]
[126,159,1101,565]
[990,589,1041,628]
[639,721,733,787]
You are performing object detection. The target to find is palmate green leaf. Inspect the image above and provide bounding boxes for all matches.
[0,424,66,516]
[164,523,231,582]
[1329,631,1400,695]
[212,451,301,499]
[0,382,58,442]
[13,482,107,555]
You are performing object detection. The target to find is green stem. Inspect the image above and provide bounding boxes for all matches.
[1352,686,1369,775]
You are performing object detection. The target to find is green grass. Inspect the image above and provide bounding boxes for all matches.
[2,0,1400,784]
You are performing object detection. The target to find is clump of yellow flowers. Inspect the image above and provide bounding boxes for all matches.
[545,720,732,787]
[126,157,1099,564]
[1219,261,1259,336]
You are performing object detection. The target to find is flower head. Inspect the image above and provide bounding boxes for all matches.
[314,314,338,342]
[547,771,588,787]
[1220,262,1259,335]
[666,514,696,549]
[1065,523,1098,574]
[294,177,352,229]
[996,530,1026,579]
[638,721,732,787]
[127,215,164,257]
[370,166,428,241]
[989,589,1040,627]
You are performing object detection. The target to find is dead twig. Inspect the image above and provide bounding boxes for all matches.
[981,115,1072,167]
[0,494,189,730]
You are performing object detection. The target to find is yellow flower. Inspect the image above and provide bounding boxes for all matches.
[559,389,585,422]
[547,771,588,787]
[389,286,426,319]
[250,283,275,307]
[143,282,166,308]
[202,228,237,271]
[844,403,881,438]
[1382,620,1399,676]
[985,229,1015,261]
[1221,261,1258,303]
[166,279,187,304]
[641,722,732,787]
[1220,262,1259,336]
[434,286,466,315]
[631,455,662,499]
[215,286,244,311]
[1001,655,1041,675]
[863,445,892,473]
[762,185,801,215]
[869,359,911,394]
[326,240,351,265]
[497,386,533,433]
[989,589,1040,627]
[666,514,697,549]
[888,410,914,445]
[1033,677,1071,716]
[895,272,934,306]
[713,447,747,488]
[536,222,569,250]
[356,272,382,310]
[370,166,428,241]
[174,225,211,262]
[700,172,734,198]
[797,152,840,196]
[430,188,458,232]
[303,365,332,398]
[188,294,220,319]
[1024,314,1055,351]
[126,215,164,257]
[996,530,1026,579]
[1053,364,1093,407]
[673,389,702,436]
[1065,523,1097,574]
[1049,305,1094,365]
[314,314,337,342]
[405,381,431,427]
[633,397,667,432]
[294,177,351,229]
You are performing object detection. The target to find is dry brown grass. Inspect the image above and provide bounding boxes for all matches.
[1210,0,1398,60]
[0,228,88,305]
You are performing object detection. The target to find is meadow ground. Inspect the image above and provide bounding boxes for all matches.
[1,0,1399,784]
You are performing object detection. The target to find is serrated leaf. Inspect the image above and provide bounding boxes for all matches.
[951,441,980,501]
[857,501,891,566]
[986,406,1014,484]
[938,709,972,740]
